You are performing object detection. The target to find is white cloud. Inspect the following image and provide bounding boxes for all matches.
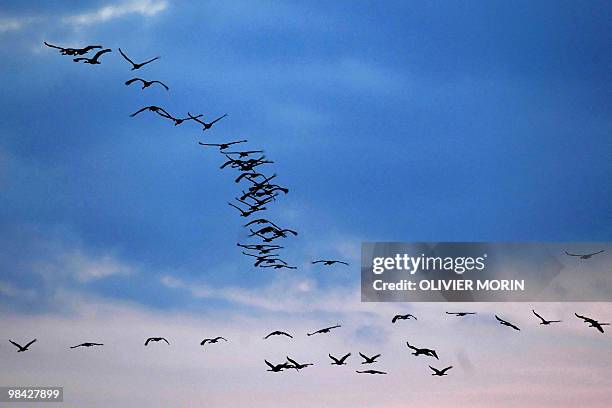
[0,281,36,300]
[62,0,168,26]
[0,16,40,33]
[60,249,136,282]
[0,295,611,407]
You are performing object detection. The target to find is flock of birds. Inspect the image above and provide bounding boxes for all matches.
[33,41,610,376]
[43,40,350,271]
[7,308,608,376]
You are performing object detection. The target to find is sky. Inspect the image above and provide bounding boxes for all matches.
[0,1,611,407]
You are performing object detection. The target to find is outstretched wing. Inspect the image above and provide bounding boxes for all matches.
[91,48,111,61]
[339,352,351,363]
[140,56,160,66]
[9,339,21,349]
[328,354,340,363]
[532,309,545,322]
[24,339,37,349]
[44,41,63,50]
[125,78,144,86]
[440,366,453,374]
[564,251,580,257]
[118,48,135,65]
[162,338,170,345]
[209,114,228,125]
[286,357,299,367]
[151,81,169,90]
[144,338,152,346]
[264,360,275,370]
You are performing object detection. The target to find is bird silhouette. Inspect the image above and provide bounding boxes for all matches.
[429,365,453,376]
[200,336,227,345]
[244,219,280,228]
[264,331,293,339]
[9,339,37,352]
[199,140,247,150]
[118,48,160,70]
[446,312,476,317]
[222,150,264,158]
[73,48,112,64]
[70,342,104,349]
[495,315,520,331]
[260,264,297,270]
[130,105,173,118]
[359,352,381,364]
[44,42,102,56]
[312,260,349,266]
[145,337,170,346]
[406,342,438,359]
[532,310,561,325]
[575,313,609,333]
[565,250,605,260]
[125,78,169,90]
[286,356,313,370]
[329,353,351,365]
[169,113,203,126]
[392,313,417,323]
[356,369,387,375]
[228,202,265,217]
[308,324,341,336]
[188,112,228,131]
[265,360,290,372]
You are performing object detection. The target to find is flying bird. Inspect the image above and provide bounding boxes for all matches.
[118,48,160,70]
[223,150,264,158]
[359,352,381,364]
[125,78,169,90]
[406,342,438,359]
[145,337,170,346]
[565,250,605,260]
[307,324,341,336]
[312,260,349,266]
[329,353,351,365]
[9,339,37,352]
[392,313,417,323]
[495,315,520,331]
[264,331,293,339]
[199,140,247,150]
[188,112,228,131]
[73,48,112,64]
[44,42,102,56]
[265,360,289,372]
[70,342,104,349]
[286,356,313,370]
[356,369,387,375]
[532,310,561,325]
[446,312,476,317]
[429,365,453,376]
[200,337,227,345]
[129,105,173,118]
[575,313,609,333]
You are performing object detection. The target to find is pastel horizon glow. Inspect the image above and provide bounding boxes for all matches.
[0,1,611,407]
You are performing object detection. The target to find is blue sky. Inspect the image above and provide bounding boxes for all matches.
[1,2,611,406]
[1,0,611,313]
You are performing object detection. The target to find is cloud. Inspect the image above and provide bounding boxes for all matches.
[0,16,40,33]
[0,295,611,407]
[61,0,169,26]
[58,249,136,282]
[0,281,36,300]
